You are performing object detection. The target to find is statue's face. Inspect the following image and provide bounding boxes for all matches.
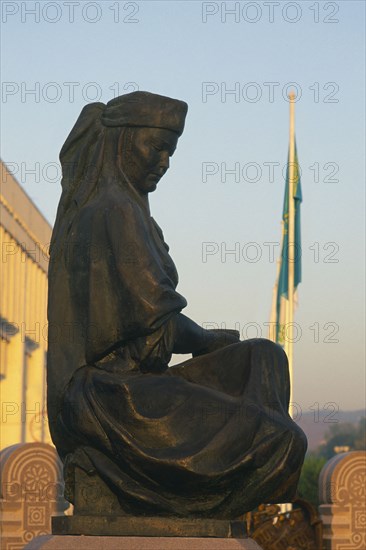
[122,128,179,194]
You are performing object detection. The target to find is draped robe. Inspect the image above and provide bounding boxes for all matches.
[47,175,307,518]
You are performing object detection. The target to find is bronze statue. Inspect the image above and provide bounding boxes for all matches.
[47,91,306,520]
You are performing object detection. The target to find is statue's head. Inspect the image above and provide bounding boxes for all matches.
[102,91,188,194]
[55,91,188,251]
[51,92,187,265]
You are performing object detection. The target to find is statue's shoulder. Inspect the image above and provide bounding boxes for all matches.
[81,183,140,222]
[75,183,149,250]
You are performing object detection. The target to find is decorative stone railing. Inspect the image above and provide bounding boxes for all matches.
[318,451,366,550]
[0,442,68,549]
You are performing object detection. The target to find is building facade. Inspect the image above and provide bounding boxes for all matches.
[1,161,52,447]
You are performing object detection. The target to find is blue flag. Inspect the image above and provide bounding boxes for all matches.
[274,141,302,345]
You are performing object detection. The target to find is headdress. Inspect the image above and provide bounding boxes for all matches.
[51,92,188,256]
[102,91,188,136]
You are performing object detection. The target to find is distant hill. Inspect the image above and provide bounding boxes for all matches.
[295,409,365,451]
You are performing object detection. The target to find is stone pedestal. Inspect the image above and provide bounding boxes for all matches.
[51,515,247,538]
[24,535,263,549]
[318,450,366,549]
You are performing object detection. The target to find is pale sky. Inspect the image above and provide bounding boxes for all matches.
[1,1,365,416]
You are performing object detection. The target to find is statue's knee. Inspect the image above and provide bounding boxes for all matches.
[246,338,287,361]
[246,337,279,350]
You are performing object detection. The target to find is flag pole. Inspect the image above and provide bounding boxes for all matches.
[287,91,296,403]
[269,220,284,342]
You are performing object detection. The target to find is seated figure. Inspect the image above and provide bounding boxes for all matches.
[47,91,307,519]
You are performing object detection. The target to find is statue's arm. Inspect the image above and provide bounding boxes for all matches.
[172,313,209,355]
[172,313,240,356]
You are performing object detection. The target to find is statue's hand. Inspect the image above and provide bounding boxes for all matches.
[139,356,169,374]
[193,329,240,357]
